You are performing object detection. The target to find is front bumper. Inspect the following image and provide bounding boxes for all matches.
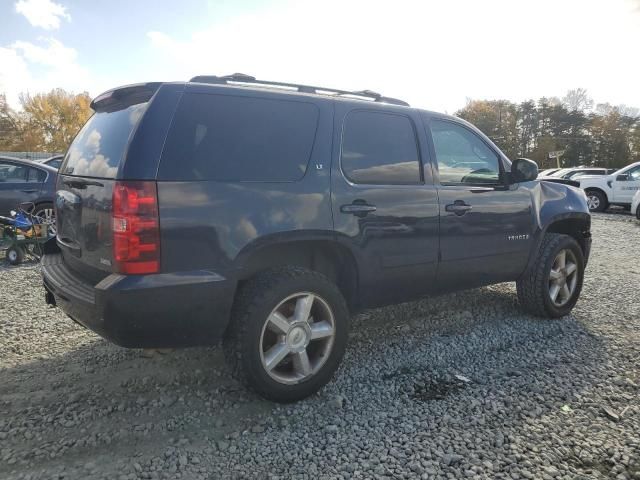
[42,253,236,348]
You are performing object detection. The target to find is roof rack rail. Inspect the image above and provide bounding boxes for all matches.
[189,73,410,107]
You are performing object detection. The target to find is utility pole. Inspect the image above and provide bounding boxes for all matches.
[548,150,565,169]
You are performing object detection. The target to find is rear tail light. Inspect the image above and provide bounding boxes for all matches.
[112,181,160,274]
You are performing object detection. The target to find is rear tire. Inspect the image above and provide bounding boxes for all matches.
[6,246,24,266]
[636,205,640,220]
[223,267,349,402]
[585,190,607,212]
[516,233,585,318]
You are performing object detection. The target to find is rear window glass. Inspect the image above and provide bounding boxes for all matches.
[159,93,319,182]
[61,103,148,178]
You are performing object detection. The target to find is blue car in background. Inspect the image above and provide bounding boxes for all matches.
[35,154,64,170]
[0,156,58,232]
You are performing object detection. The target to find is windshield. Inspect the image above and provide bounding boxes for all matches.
[614,163,640,176]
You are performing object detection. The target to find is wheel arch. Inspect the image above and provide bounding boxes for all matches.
[544,215,591,256]
[234,238,360,312]
[523,212,591,277]
[583,186,608,200]
[583,185,607,193]
[33,200,54,211]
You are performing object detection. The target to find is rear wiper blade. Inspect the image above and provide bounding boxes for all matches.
[63,178,104,189]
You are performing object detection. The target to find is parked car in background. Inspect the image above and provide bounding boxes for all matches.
[42,75,591,402]
[632,189,640,220]
[0,156,58,231]
[540,167,612,180]
[538,168,561,177]
[36,155,64,170]
[579,161,640,212]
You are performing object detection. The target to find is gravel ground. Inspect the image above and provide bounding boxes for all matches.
[1,214,639,480]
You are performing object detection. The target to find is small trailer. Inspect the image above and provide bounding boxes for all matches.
[0,205,53,265]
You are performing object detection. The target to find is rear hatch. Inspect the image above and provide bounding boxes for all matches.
[55,84,159,283]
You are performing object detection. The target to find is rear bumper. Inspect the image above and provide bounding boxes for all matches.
[41,253,236,348]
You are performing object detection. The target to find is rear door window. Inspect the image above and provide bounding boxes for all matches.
[159,93,319,182]
[341,111,421,184]
[61,102,148,178]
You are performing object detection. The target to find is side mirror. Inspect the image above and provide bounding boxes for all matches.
[510,158,539,183]
[616,174,630,181]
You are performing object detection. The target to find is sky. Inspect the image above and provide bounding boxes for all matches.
[1,0,639,113]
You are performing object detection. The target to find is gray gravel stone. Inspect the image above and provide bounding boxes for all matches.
[1,214,639,479]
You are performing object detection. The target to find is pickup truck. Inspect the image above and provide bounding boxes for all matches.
[579,161,640,212]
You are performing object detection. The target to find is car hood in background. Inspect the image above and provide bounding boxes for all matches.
[538,177,580,188]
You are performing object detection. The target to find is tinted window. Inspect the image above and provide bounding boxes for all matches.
[0,162,28,183]
[431,120,501,185]
[160,93,319,182]
[27,167,46,182]
[341,111,420,184]
[62,102,148,178]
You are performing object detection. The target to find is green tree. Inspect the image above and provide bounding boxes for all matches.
[589,110,635,169]
[455,89,638,169]
[456,99,519,159]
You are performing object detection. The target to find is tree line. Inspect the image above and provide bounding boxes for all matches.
[456,88,640,170]
[0,89,92,154]
[1,87,638,170]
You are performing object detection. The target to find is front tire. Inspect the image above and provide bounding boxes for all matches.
[224,267,349,402]
[636,205,640,220]
[585,190,607,212]
[517,233,585,318]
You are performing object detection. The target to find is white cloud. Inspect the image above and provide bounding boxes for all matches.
[0,47,32,108]
[0,37,89,109]
[147,0,640,112]
[11,38,77,67]
[15,0,71,30]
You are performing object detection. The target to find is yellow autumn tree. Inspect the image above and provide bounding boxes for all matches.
[7,89,92,153]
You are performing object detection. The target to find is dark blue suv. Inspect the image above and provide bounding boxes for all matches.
[42,74,591,402]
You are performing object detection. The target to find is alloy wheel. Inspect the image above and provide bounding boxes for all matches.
[34,207,56,235]
[586,194,600,211]
[548,249,578,307]
[259,292,336,385]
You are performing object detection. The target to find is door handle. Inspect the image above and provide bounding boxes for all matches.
[341,202,377,217]
[445,200,472,216]
[21,189,39,193]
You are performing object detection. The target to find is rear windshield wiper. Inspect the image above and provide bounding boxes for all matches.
[63,178,104,189]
